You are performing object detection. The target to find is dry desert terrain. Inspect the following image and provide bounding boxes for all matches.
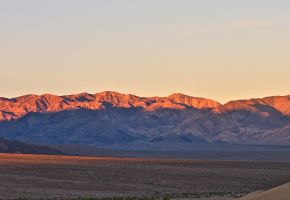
[0,153,290,200]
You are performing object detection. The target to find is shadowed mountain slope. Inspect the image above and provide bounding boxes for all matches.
[0,137,64,155]
[0,92,289,148]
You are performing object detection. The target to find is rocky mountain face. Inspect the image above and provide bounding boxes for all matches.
[0,92,221,121]
[0,91,289,148]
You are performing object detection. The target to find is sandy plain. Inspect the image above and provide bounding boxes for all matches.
[0,153,290,200]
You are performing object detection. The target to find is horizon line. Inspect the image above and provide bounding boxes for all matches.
[1,90,289,105]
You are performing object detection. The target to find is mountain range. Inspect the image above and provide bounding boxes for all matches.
[0,91,289,150]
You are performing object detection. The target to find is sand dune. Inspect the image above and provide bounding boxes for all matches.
[239,182,290,200]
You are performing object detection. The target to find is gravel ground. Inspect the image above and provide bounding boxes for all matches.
[0,153,290,200]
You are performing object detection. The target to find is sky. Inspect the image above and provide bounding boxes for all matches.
[0,0,290,103]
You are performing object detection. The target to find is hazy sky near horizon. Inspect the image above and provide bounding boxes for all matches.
[0,0,290,103]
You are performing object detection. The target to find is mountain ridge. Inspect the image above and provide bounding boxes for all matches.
[0,91,289,147]
[0,91,223,121]
[1,91,289,122]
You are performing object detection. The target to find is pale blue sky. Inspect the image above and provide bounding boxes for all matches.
[0,0,290,103]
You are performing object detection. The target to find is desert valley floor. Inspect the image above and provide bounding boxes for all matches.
[0,154,290,200]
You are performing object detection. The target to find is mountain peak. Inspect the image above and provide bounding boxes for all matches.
[168,93,191,98]
[0,92,289,122]
[167,93,221,109]
[216,95,290,116]
[0,92,290,146]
